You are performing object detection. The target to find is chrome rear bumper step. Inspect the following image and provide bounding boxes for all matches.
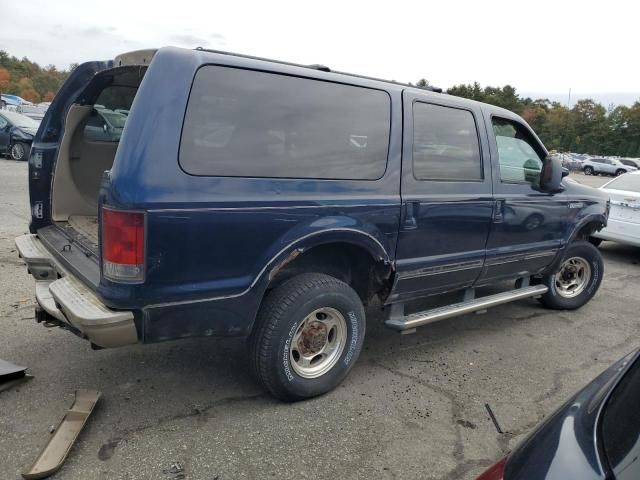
[385,285,548,332]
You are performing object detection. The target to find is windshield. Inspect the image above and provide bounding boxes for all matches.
[0,111,39,129]
[605,174,640,193]
[100,111,127,129]
[601,355,640,480]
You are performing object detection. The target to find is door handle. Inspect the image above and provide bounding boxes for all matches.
[493,199,505,223]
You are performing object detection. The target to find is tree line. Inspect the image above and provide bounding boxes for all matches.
[442,82,640,158]
[0,50,72,103]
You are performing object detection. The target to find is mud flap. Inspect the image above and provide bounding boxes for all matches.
[22,390,101,480]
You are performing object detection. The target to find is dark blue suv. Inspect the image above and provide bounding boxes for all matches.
[16,47,609,400]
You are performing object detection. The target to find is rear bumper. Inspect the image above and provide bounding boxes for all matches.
[15,234,138,348]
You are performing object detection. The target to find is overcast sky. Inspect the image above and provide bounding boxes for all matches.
[2,0,638,103]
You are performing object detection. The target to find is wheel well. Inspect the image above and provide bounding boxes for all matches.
[266,243,392,304]
[575,220,604,241]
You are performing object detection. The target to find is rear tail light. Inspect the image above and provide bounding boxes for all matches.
[101,207,145,282]
[475,457,507,480]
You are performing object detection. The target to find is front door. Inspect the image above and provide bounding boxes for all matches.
[479,114,569,283]
[390,92,494,303]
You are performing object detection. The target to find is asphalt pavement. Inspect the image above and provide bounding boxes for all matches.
[1,161,638,480]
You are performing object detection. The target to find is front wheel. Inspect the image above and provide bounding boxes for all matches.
[584,166,594,175]
[615,169,626,176]
[248,273,366,401]
[10,142,28,161]
[540,241,603,310]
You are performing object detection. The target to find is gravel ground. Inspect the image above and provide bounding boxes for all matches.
[0,161,638,480]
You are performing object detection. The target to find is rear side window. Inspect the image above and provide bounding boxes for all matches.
[179,66,391,179]
[493,117,544,186]
[412,103,482,181]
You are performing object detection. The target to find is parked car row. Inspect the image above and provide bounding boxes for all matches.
[556,151,640,176]
[1,94,50,122]
[583,157,638,176]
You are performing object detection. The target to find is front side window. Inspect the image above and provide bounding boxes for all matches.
[412,103,482,181]
[180,66,391,180]
[493,117,543,186]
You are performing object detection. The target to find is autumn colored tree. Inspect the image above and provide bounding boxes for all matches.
[443,81,640,157]
[0,67,10,90]
[43,90,55,102]
[20,87,40,103]
[0,49,70,102]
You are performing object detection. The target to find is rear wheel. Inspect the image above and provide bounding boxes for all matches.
[248,273,365,401]
[10,142,28,161]
[540,241,603,310]
[584,166,594,175]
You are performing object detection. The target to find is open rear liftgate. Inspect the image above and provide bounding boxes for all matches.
[22,390,101,480]
[385,281,549,334]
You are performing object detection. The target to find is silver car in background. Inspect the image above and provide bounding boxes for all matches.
[583,157,637,176]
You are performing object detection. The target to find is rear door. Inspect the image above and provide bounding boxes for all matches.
[390,92,493,302]
[479,114,569,283]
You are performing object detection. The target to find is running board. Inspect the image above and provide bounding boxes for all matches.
[385,285,548,332]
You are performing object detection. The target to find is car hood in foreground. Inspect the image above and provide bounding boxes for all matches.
[504,349,639,480]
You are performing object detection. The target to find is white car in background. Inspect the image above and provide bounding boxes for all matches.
[591,172,640,247]
[583,157,638,176]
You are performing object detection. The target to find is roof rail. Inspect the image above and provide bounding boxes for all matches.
[194,47,442,93]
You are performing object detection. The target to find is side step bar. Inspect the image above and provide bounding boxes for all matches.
[385,285,548,332]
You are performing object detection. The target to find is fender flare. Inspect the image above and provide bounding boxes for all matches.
[261,226,394,284]
[545,213,607,274]
[567,214,607,243]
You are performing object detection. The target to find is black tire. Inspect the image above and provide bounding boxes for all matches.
[10,142,28,161]
[615,169,626,176]
[248,273,365,401]
[584,166,594,175]
[540,241,603,310]
[588,236,603,247]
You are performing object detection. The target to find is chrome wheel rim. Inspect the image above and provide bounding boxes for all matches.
[11,143,24,160]
[554,257,591,298]
[289,307,347,379]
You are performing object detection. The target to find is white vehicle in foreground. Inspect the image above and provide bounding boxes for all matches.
[591,172,640,247]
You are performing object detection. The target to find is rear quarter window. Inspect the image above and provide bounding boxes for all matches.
[179,66,391,180]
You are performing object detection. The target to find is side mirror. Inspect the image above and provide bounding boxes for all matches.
[540,155,565,193]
